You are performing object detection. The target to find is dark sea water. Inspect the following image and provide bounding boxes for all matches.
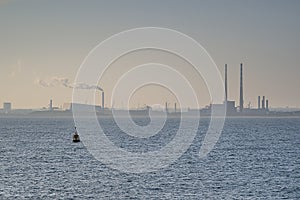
[1,117,299,199]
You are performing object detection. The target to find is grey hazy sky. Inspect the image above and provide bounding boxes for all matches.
[0,0,299,109]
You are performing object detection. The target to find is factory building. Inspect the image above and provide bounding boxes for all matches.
[63,90,105,112]
[3,102,12,114]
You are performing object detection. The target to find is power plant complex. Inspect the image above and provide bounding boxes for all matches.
[224,62,270,115]
[2,63,299,117]
[199,63,270,116]
[63,62,272,117]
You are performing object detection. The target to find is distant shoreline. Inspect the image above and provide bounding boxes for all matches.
[1,111,300,119]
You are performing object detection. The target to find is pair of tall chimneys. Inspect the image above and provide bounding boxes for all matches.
[258,96,269,110]
[165,102,177,113]
[224,63,244,112]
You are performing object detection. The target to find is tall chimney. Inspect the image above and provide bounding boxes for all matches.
[266,99,269,111]
[102,91,104,109]
[262,96,265,109]
[174,103,177,113]
[239,63,244,112]
[258,96,261,109]
[165,102,168,113]
[225,64,228,103]
[50,99,53,111]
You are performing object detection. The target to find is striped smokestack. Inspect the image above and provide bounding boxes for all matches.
[102,91,104,109]
[239,63,244,112]
[225,64,228,103]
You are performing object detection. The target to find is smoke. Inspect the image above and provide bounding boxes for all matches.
[74,83,103,91]
[36,77,73,88]
[36,77,103,91]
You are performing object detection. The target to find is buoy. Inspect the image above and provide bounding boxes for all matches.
[73,127,80,143]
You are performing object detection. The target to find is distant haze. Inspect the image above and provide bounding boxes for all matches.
[0,0,299,109]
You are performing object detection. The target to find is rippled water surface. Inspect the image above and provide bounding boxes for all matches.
[1,117,299,199]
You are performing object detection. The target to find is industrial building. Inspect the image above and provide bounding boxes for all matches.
[3,102,12,114]
[63,91,105,111]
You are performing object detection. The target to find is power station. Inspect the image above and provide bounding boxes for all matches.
[200,63,270,116]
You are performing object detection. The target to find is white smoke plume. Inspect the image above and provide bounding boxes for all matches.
[36,77,103,91]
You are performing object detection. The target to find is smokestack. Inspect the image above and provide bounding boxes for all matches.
[262,96,265,109]
[50,99,53,111]
[225,64,228,103]
[174,103,177,113]
[266,99,269,111]
[165,102,168,113]
[102,91,104,109]
[258,96,261,109]
[239,63,244,112]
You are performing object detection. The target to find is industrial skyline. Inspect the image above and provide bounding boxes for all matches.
[0,62,280,113]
